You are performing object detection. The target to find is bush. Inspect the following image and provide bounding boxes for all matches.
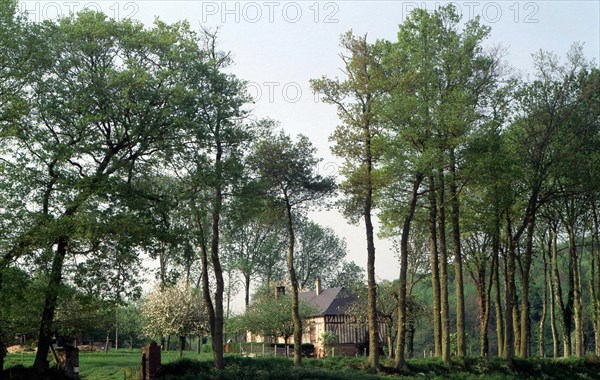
[201,343,212,353]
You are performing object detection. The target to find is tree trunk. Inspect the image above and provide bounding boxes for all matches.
[406,314,415,359]
[503,217,516,366]
[179,336,185,358]
[475,256,493,357]
[428,176,442,358]
[568,227,583,357]
[115,316,119,351]
[196,213,218,365]
[550,223,571,356]
[539,244,548,358]
[395,173,423,369]
[284,197,303,367]
[513,290,521,356]
[362,125,379,372]
[591,203,600,356]
[210,179,225,370]
[0,268,5,373]
[437,170,451,366]
[33,235,69,374]
[519,217,535,358]
[244,275,251,309]
[105,332,110,353]
[492,218,504,357]
[449,150,466,358]
[544,225,559,357]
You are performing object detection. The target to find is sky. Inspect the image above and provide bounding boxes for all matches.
[18,1,600,311]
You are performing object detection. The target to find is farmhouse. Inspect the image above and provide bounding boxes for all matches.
[246,279,387,357]
[300,278,371,357]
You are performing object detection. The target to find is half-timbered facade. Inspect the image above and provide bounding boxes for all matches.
[299,279,387,357]
[247,280,387,357]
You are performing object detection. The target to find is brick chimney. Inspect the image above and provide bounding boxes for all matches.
[315,277,322,296]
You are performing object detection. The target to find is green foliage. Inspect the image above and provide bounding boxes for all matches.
[239,289,317,341]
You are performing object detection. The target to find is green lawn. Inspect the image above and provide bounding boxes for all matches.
[4,351,600,380]
[4,349,213,380]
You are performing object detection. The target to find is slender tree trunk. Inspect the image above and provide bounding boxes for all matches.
[179,336,185,358]
[406,314,415,359]
[0,268,5,373]
[493,218,504,357]
[550,223,572,356]
[482,268,493,357]
[549,273,559,358]
[428,176,442,357]
[363,127,379,372]
[544,223,559,358]
[115,315,119,352]
[33,235,69,373]
[284,197,303,366]
[519,217,535,358]
[196,213,218,365]
[539,245,548,358]
[395,173,423,369]
[513,289,521,356]
[503,217,516,366]
[437,170,451,366]
[592,203,600,356]
[244,275,251,309]
[475,257,493,357]
[0,268,8,372]
[568,227,583,357]
[449,150,466,357]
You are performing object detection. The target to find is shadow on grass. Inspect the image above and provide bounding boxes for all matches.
[155,355,600,380]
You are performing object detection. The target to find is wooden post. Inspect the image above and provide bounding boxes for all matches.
[141,342,161,380]
[57,346,79,379]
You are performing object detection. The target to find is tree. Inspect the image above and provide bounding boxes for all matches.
[222,206,286,308]
[0,12,194,373]
[249,130,335,365]
[241,286,316,356]
[167,28,253,370]
[117,303,143,350]
[380,5,505,365]
[502,44,594,359]
[311,32,385,371]
[141,283,208,358]
[294,219,348,289]
[0,2,46,370]
[326,261,366,292]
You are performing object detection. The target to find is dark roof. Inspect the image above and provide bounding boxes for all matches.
[299,287,356,316]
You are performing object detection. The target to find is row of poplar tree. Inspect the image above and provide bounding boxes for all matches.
[310,5,599,372]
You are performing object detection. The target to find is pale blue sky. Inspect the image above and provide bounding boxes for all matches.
[19,1,600,308]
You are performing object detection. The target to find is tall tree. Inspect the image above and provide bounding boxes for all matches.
[294,219,348,289]
[168,28,254,370]
[311,32,384,371]
[249,130,335,366]
[222,208,286,308]
[380,4,504,364]
[1,12,192,372]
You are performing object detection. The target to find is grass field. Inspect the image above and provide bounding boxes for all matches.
[4,349,213,380]
[4,350,600,379]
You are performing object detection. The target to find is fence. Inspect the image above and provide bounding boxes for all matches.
[225,342,314,357]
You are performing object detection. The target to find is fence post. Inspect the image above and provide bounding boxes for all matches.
[57,346,79,379]
[141,342,161,380]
